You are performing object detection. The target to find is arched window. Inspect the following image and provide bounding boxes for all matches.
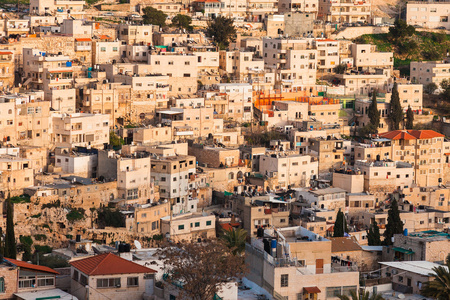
[228,172,234,180]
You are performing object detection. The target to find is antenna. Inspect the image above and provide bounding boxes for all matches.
[134,240,142,250]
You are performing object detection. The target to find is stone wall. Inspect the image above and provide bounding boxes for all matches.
[331,26,389,40]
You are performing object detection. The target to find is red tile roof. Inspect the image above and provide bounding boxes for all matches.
[380,130,444,140]
[220,222,240,231]
[408,130,444,139]
[4,258,59,275]
[70,253,156,276]
[380,130,416,140]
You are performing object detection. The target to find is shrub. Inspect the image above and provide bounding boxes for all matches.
[66,209,85,222]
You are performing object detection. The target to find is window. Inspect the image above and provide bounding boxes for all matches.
[97,278,121,288]
[280,274,288,287]
[127,277,139,287]
[0,277,4,293]
[37,276,54,287]
[73,270,79,281]
[178,225,185,230]
[206,220,212,226]
[80,274,88,286]
[195,222,200,227]
[326,287,341,298]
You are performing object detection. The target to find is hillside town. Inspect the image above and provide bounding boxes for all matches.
[0,0,450,299]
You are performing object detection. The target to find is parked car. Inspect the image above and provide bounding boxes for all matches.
[102,12,114,16]
[436,26,447,30]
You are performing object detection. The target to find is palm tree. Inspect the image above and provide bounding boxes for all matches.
[338,290,384,300]
[421,255,450,299]
[220,228,247,255]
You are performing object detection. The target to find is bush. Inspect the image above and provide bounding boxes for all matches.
[97,208,125,228]
[42,200,61,209]
[34,245,52,253]
[66,209,85,222]
[31,213,41,218]
[31,254,69,269]
[34,234,47,241]
[20,236,33,246]
[10,195,31,203]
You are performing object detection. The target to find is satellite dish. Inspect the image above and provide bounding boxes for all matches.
[134,240,142,250]
[397,294,405,299]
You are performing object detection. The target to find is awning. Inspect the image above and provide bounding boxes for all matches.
[0,51,13,55]
[49,69,72,73]
[157,110,182,115]
[393,247,414,255]
[75,38,92,42]
[304,286,321,293]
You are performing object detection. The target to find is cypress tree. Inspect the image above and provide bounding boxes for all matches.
[334,209,348,237]
[367,219,381,246]
[389,82,403,130]
[368,90,380,132]
[406,105,414,129]
[383,199,404,245]
[4,198,16,259]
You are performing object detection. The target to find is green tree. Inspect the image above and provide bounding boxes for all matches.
[359,123,378,137]
[142,7,167,27]
[4,198,16,259]
[338,290,385,300]
[421,254,450,299]
[158,240,246,300]
[389,19,415,42]
[206,16,236,50]
[334,63,347,74]
[220,228,247,255]
[334,209,348,237]
[171,14,193,31]
[383,199,403,245]
[19,236,33,261]
[97,208,125,228]
[368,90,380,132]
[110,131,125,149]
[440,79,450,101]
[406,105,414,129]
[389,82,403,130]
[424,82,438,94]
[367,219,381,246]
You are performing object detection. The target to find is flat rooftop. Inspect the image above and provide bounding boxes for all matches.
[379,261,448,276]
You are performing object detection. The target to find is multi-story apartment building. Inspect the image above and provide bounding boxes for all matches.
[52,113,110,148]
[147,52,198,95]
[0,155,34,196]
[217,83,253,122]
[296,187,347,212]
[350,44,393,71]
[318,0,371,23]
[314,39,339,74]
[219,50,264,83]
[247,0,279,22]
[394,83,423,112]
[132,201,171,235]
[151,152,197,214]
[0,49,15,90]
[406,0,450,30]
[309,137,345,172]
[354,160,414,197]
[161,212,216,242]
[278,0,318,14]
[118,23,155,45]
[354,98,391,133]
[259,152,318,189]
[401,186,450,212]
[263,37,317,90]
[30,0,85,18]
[335,68,393,95]
[22,48,74,104]
[354,130,446,187]
[410,60,450,86]
[246,226,360,299]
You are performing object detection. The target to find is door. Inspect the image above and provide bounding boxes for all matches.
[316,259,324,274]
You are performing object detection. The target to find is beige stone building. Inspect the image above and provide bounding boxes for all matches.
[335,68,393,96]
[0,155,34,196]
[0,49,15,90]
[246,226,360,300]
[259,153,318,189]
[314,39,339,74]
[402,186,450,212]
[263,37,317,90]
[278,0,318,14]
[406,1,450,30]
[118,23,155,45]
[354,160,414,199]
[410,60,450,86]
[70,253,156,300]
[219,50,264,83]
[161,212,216,242]
[318,0,371,23]
[309,137,345,172]
[52,113,110,149]
[350,44,393,71]
[132,201,171,235]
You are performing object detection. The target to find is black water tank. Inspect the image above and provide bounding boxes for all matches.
[76,235,81,242]
[124,244,131,252]
[118,243,125,253]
